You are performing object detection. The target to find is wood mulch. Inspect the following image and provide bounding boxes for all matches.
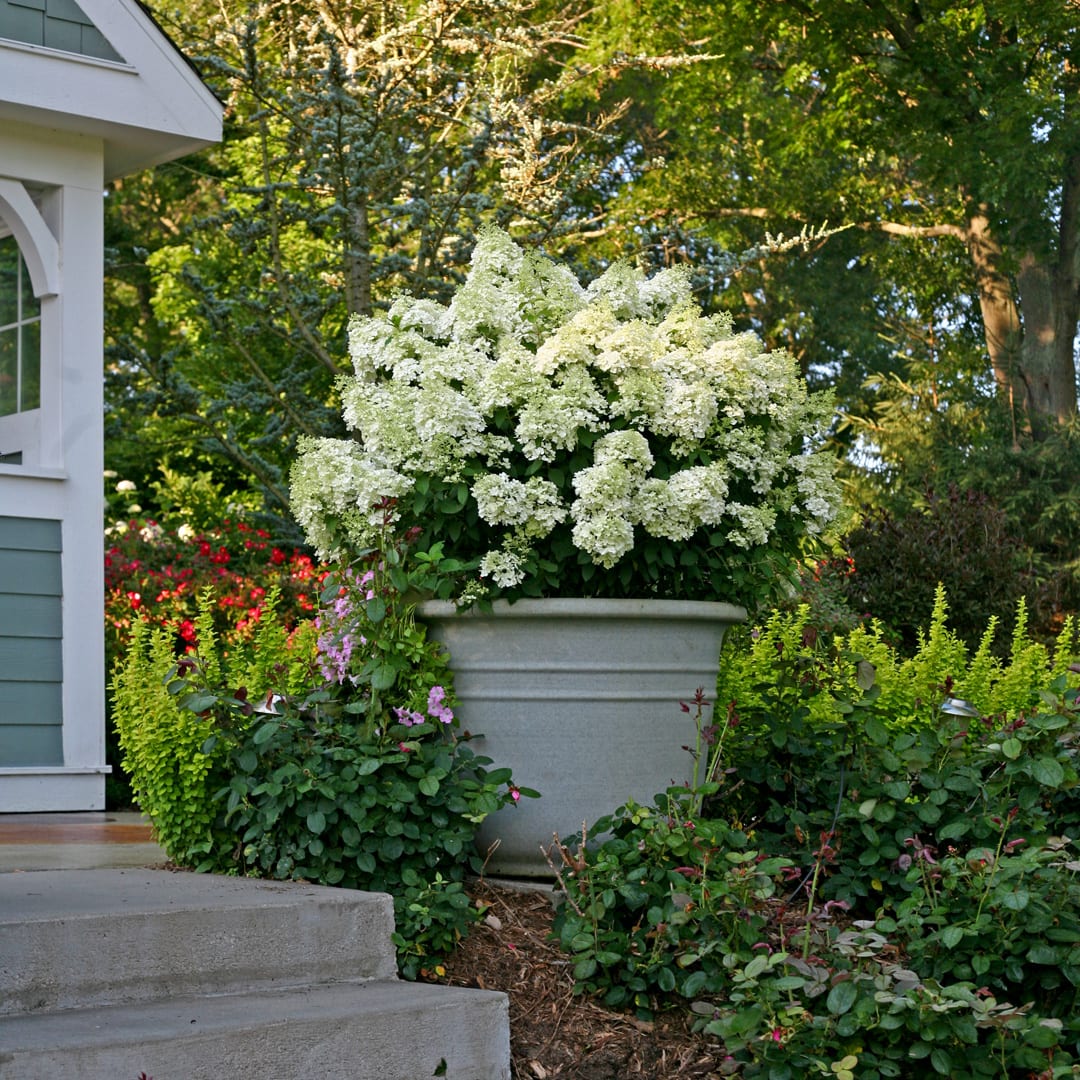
[427,878,731,1080]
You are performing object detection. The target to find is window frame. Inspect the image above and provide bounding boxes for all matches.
[0,232,43,421]
[0,179,60,471]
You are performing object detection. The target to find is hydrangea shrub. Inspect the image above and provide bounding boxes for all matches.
[291,227,839,608]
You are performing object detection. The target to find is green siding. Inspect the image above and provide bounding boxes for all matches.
[0,636,62,680]
[0,515,62,765]
[0,516,60,551]
[0,723,62,765]
[0,681,61,719]
[0,549,62,595]
[0,594,61,637]
[0,0,123,62]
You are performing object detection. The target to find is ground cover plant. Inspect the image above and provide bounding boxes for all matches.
[550,594,1080,1078]
[112,519,528,977]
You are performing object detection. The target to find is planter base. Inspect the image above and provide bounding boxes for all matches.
[418,598,746,877]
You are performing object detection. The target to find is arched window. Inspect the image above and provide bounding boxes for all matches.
[0,233,41,418]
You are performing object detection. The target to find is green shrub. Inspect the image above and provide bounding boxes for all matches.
[112,534,528,978]
[717,586,1078,737]
[111,595,234,864]
[553,600,1080,1076]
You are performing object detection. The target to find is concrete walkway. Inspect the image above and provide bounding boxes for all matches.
[0,811,167,872]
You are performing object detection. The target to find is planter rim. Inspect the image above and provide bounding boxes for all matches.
[417,597,748,623]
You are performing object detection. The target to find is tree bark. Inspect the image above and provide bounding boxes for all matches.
[964,141,1080,433]
[1012,148,1080,428]
[965,210,1027,424]
[1015,256,1079,428]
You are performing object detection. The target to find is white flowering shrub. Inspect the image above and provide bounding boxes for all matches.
[291,227,840,607]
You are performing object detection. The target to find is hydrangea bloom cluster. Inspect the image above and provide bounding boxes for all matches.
[291,227,840,603]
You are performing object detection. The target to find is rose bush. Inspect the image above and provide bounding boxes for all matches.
[105,516,320,654]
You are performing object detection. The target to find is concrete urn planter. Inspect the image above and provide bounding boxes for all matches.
[416,597,747,877]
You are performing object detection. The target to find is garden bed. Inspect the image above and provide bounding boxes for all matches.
[434,878,728,1079]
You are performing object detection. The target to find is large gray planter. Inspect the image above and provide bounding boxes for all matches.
[416,598,747,877]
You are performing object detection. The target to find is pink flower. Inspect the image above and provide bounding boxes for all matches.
[427,685,454,724]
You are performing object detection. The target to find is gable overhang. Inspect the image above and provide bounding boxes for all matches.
[0,0,222,180]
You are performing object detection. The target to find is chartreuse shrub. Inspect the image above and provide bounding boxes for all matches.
[553,599,1080,1077]
[113,534,528,978]
[717,586,1078,732]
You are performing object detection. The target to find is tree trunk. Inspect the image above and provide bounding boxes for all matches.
[966,208,1079,436]
[1015,255,1079,427]
[965,210,1025,411]
[1013,148,1080,428]
[345,191,373,318]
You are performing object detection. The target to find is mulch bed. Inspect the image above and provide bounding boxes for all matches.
[429,878,730,1080]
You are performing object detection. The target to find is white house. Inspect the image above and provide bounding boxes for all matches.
[0,0,222,810]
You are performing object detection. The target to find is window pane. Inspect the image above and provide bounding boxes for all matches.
[21,320,40,411]
[0,237,17,328]
[0,327,16,417]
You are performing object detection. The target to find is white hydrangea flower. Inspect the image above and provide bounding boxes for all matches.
[725,503,777,549]
[474,342,546,412]
[592,429,654,471]
[388,295,450,340]
[479,546,526,588]
[291,225,840,595]
[341,379,415,453]
[515,365,606,461]
[533,303,615,375]
[572,459,637,507]
[570,511,635,567]
[635,478,698,542]
[584,261,649,319]
[290,437,411,559]
[634,465,729,542]
[472,474,527,525]
[611,367,666,426]
[594,319,659,373]
[652,377,718,448]
[636,265,693,318]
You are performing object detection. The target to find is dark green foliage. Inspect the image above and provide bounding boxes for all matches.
[839,487,1032,652]
[551,793,793,1013]
[193,677,515,980]
[553,605,1080,1076]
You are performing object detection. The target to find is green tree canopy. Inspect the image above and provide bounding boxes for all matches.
[106,0,642,525]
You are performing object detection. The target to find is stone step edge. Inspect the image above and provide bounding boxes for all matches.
[0,869,399,1016]
[0,979,511,1080]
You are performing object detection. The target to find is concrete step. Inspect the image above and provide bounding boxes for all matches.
[0,978,511,1079]
[0,869,398,1014]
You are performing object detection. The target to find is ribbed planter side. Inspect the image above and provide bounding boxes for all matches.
[417,598,747,878]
